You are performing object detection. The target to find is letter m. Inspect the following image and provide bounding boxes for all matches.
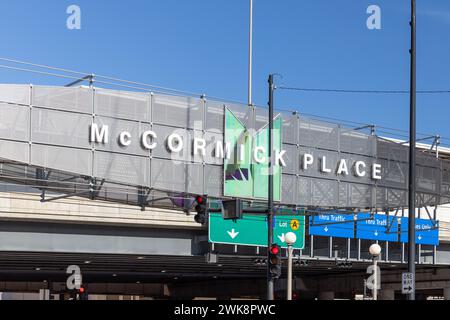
[90,123,109,144]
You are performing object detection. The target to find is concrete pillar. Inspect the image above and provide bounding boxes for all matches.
[379,289,395,300]
[444,288,450,300]
[318,291,335,300]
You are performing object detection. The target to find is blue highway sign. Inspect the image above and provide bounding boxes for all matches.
[356,213,399,242]
[309,213,354,238]
[400,218,439,246]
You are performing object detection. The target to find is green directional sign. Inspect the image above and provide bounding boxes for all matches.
[208,209,305,249]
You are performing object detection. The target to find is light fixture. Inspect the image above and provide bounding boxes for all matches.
[161,270,167,273]
[84,260,92,264]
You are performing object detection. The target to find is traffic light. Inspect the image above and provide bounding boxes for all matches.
[194,195,208,225]
[222,199,243,220]
[77,286,88,300]
[268,244,282,279]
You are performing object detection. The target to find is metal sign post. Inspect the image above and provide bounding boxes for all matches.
[408,0,417,301]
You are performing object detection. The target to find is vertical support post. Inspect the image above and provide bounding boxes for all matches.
[357,239,361,261]
[373,257,378,300]
[329,237,333,259]
[287,245,293,300]
[347,238,351,260]
[408,0,417,301]
[248,0,253,106]
[267,74,275,300]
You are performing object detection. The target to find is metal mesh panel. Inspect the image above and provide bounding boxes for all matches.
[377,139,408,162]
[152,94,203,130]
[416,165,440,194]
[96,182,136,203]
[0,103,29,141]
[94,89,150,122]
[442,163,450,204]
[94,116,151,156]
[340,130,376,156]
[281,174,296,205]
[281,112,298,145]
[31,108,92,149]
[340,183,373,208]
[93,151,149,187]
[299,118,339,151]
[0,140,29,163]
[205,100,224,133]
[204,165,222,197]
[282,144,297,175]
[150,158,187,192]
[378,158,408,189]
[204,131,224,165]
[187,163,204,195]
[416,151,440,168]
[31,144,92,176]
[310,178,339,207]
[376,187,407,208]
[32,86,93,114]
[0,85,30,105]
[297,177,310,206]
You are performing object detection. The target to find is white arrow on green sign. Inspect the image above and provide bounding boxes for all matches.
[208,210,305,249]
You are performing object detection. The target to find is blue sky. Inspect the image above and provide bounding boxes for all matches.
[1,1,450,143]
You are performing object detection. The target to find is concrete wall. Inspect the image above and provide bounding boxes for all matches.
[0,190,201,230]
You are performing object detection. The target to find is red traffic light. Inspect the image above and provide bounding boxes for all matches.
[78,287,85,294]
[270,245,280,255]
[196,196,204,204]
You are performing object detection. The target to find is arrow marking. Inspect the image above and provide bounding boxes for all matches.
[374,230,379,237]
[324,226,329,233]
[418,235,422,240]
[278,234,286,243]
[227,229,239,239]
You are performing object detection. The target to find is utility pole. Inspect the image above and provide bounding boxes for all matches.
[267,74,275,300]
[408,0,417,301]
[248,0,253,106]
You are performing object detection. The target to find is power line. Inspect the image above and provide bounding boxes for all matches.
[278,86,450,94]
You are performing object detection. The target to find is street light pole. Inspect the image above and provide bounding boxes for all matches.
[285,232,297,301]
[248,0,253,106]
[373,257,378,301]
[287,245,293,300]
[369,244,381,301]
[408,0,417,301]
[267,74,275,300]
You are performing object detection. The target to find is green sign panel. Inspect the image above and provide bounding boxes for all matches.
[223,108,282,201]
[208,210,305,249]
